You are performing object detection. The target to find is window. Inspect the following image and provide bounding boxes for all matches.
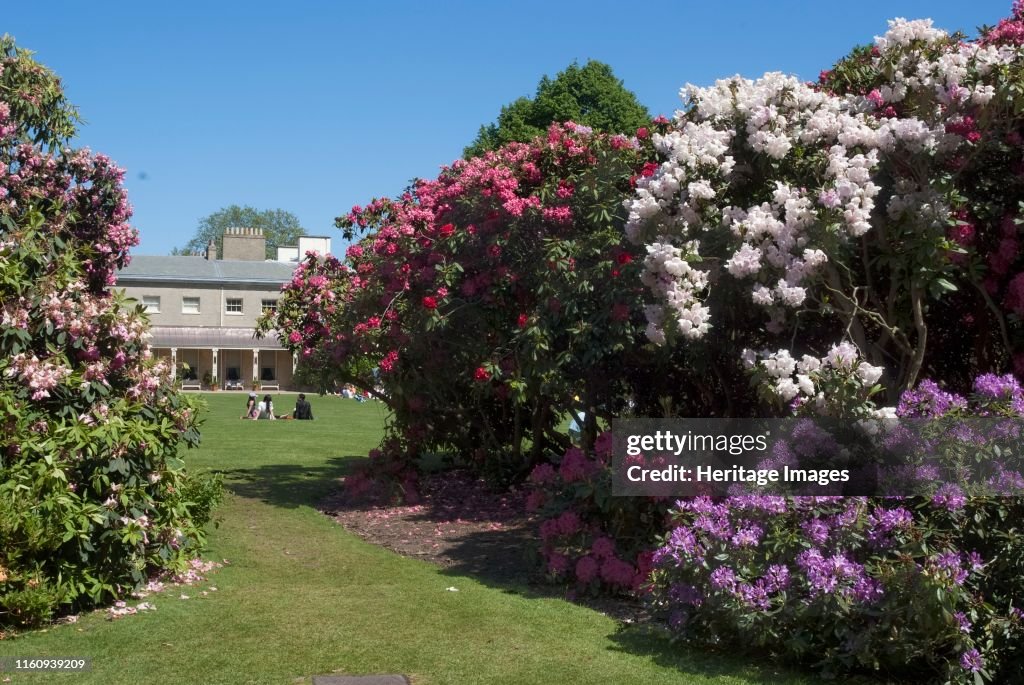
[182,296,200,314]
[142,295,160,313]
[261,299,278,314]
[225,298,243,314]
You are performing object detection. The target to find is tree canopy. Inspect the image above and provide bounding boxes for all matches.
[174,205,306,259]
[464,60,651,158]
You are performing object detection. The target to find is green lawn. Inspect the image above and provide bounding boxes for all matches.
[0,393,820,685]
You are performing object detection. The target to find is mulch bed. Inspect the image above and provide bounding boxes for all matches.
[320,470,535,584]
[319,469,648,623]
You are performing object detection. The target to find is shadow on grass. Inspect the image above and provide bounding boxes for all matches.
[606,625,828,685]
[220,456,365,508]
[221,460,842,684]
[435,528,822,684]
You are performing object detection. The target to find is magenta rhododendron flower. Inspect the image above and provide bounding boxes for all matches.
[575,555,598,583]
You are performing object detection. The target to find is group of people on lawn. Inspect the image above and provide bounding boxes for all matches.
[337,383,373,402]
[241,392,314,421]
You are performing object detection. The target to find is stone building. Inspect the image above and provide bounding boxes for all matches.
[115,227,329,391]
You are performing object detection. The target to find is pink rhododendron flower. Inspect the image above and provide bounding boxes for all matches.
[575,555,599,583]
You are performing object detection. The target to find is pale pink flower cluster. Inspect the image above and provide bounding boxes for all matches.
[0,298,29,329]
[3,353,71,400]
[625,14,1011,381]
[625,73,888,344]
[873,20,1010,109]
[873,17,947,50]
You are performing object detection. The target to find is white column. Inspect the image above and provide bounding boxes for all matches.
[212,348,219,385]
[252,349,260,386]
[292,351,297,374]
[170,348,177,380]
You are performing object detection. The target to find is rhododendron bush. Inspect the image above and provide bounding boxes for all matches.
[648,381,1024,683]
[621,7,1024,682]
[263,121,717,491]
[0,38,214,627]
[628,11,1024,404]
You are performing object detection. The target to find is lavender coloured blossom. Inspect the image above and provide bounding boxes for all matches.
[801,518,831,545]
[763,564,791,593]
[730,523,764,547]
[960,648,984,673]
[974,373,1022,401]
[896,379,967,418]
[709,566,738,591]
[932,483,967,511]
[930,551,969,586]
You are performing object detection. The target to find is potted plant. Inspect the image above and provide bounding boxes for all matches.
[202,370,213,389]
[251,379,261,392]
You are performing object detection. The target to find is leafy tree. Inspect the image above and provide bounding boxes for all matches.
[174,205,306,259]
[464,60,650,158]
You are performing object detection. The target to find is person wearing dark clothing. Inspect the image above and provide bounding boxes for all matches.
[293,393,314,420]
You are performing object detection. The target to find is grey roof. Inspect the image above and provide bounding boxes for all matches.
[150,326,286,350]
[116,256,296,285]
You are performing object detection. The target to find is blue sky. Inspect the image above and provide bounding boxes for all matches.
[5,0,1013,255]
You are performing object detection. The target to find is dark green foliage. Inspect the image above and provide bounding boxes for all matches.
[464,60,651,157]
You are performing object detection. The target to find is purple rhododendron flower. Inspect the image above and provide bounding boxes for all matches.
[960,648,983,673]
[801,518,830,545]
[932,483,967,511]
[896,379,967,417]
[974,373,1022,401]
[709,566,737,591]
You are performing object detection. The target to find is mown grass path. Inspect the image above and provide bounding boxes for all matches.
[0,394,817,685]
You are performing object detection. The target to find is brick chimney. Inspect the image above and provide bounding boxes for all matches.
[221,227,266,261]
[205,238,217,261]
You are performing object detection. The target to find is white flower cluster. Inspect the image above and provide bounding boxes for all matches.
[625,15,1013,351]
[625,73,888,344]
[624,121,733,243]
[871,22,1014,114]
[743,342,885,409]
[640,241,709,341]
[857,406,899,436]
[873,18,947,51]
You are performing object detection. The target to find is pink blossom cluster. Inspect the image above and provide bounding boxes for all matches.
[1,125,139,291]
[529,434,656,594]
[272,122,644,390]
[3,353,71,400]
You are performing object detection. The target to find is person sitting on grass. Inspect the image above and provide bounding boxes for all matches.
[257,394,276,420]
[567,395,586,445]
[241,392,258,420]
[292,393,314,420]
